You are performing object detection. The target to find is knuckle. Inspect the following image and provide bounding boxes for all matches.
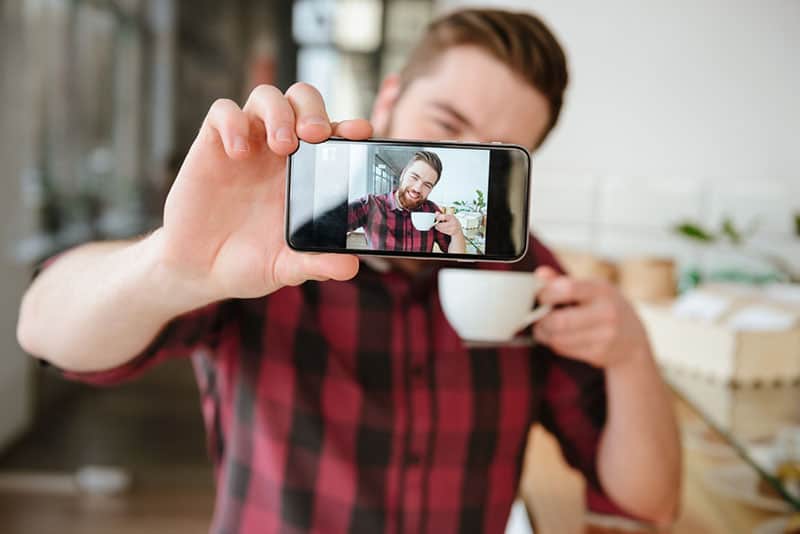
[249,85,286,113]
[286,81,320,98]
[251,83,279,98]
[210,98,234,113]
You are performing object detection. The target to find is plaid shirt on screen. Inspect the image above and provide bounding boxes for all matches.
[57,236,631,534]
[347,192,452,253]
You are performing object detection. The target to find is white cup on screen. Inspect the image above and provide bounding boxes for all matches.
[411,212,437,231]
[438,269,551,342]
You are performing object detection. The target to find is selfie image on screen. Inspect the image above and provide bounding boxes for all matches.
[345,145,490,255]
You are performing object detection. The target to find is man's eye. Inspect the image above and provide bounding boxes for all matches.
[434,120,458,135]
[423,183,433,191]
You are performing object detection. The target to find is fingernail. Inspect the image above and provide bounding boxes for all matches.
[275,126,294,142]
[233,136,249,152]
[303,116,329,127]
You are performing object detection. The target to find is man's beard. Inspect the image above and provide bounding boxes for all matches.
[382,113,424,210]
[397,185,424,210]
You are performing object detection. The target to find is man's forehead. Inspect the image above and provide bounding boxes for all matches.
[406,160,437,181]
[415,46,550,146]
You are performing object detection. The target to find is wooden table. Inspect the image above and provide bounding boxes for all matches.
[519,396,787,533]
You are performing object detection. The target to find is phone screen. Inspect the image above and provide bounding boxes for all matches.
[286,138,531,262]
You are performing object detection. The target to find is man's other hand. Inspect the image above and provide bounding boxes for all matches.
[532,266,651,369]
[434,212,464,237]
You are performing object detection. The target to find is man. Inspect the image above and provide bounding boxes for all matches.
[17,8,680,534]
[348,150,466,253]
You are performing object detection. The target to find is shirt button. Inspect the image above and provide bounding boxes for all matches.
[410,364,425,378]
[406,452,422,466]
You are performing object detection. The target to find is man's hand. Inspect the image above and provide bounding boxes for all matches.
[434,212,466,253]
[433,212,464,237]
[17,83,371,372]
[159,83,372,304]
[532,266,650,369]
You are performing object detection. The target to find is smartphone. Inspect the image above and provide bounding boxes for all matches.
[286,137,532,262]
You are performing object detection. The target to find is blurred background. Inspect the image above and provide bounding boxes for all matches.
[0,1,798,533]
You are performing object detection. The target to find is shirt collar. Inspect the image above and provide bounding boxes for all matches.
[389,190,406,212]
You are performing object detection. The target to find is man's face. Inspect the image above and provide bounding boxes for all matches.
[373,45,552,149]
[397,160,438,210]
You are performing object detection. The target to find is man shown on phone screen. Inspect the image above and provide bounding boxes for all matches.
[347,150,466,254]
[18,8,681,534]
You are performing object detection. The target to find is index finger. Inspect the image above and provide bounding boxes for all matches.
[537,277,601,306]
[285,82,332,143]
[242,84,297,155]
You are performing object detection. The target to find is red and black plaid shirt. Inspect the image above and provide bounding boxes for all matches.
[57,236,630,533]
[348,192,451,253]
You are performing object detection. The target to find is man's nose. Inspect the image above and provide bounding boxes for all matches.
[412,182,423,192]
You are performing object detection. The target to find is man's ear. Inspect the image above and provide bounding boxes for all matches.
[371,73,401,135]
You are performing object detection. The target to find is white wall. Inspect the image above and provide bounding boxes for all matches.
[314,142,351,214]
[438,0,800,274]
[347,144,370,200]
[427,147,490,207]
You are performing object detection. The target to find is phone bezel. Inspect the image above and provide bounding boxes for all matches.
[285,137,532,263]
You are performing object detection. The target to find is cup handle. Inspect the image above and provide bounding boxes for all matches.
[518,304,552,330]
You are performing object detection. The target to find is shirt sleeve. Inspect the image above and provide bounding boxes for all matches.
[537,352,637,518]
[529,236,637,519]
[434,229,452,253]
[32,251,229,387]
[347,196,370,231]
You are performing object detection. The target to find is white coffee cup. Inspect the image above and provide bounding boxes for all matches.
[438,268,551,342]
[411,212,437,231]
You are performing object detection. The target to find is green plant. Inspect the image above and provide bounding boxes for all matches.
[674,222,715,242]
[673,215,799,283]
[454,189,486,215]
[674,217,758,246]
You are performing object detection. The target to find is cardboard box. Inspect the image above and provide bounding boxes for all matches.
[665,368,800,441]
[637,285,800,384]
